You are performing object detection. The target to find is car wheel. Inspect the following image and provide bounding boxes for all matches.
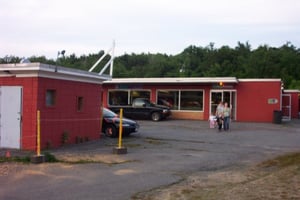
[104,125,117,137]
[151,112,161,121]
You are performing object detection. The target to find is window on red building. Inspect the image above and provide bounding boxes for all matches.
[157,90,203,111]
[46,89,56,107]
[77,96,84,111]
[108,90,150,105]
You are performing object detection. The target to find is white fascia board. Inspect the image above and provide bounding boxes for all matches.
[238,78,282,82]
[104,77,238,84]
[0,63,109,84]
[283,89,300,93]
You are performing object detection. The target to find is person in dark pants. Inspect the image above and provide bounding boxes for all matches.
[223,102,231,131]
[215,101,224,131]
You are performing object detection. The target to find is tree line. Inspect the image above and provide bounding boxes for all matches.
[1,42,300,89]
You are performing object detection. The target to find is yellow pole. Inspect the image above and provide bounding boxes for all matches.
[118,108,123,148]
[37,110,41,156]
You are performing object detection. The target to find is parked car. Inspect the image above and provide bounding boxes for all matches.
[102,108,139,137]
[109,98,171,121]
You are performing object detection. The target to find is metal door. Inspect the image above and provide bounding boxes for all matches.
[0,86,22,149]
[281,94,291,121]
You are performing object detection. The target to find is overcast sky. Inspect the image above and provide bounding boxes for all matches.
[1,0,299,59]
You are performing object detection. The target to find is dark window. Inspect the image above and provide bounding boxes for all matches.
[46,89,56,107]
[130,90,150,103]
[108,91,129,105]
[180,91,203,111]
[157,90,203,111]
[108,90,151,105]
[157,90,179,109]
[77,96,84,111]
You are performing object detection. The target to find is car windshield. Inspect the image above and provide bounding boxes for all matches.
[103,108,117,118]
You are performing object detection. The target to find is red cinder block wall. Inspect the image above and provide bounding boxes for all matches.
[236,81,281,122]
[37,78,102,149]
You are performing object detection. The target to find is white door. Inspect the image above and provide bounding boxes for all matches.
[0,86,22,149]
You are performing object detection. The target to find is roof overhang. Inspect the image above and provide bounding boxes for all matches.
[0,63,110,84]
[104,77,239,84]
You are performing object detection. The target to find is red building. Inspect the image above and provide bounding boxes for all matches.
[0,63,108,150]
[103,78,299,122]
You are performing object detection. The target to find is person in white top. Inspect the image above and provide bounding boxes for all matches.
[215,101,224,131]
[223,102,231,131]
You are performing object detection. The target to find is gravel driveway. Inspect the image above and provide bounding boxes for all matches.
[1,120,299,200]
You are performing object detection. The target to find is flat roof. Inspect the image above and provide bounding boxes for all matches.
[0,63,110,84]
[104,77,239,84]
[283,89,300,93]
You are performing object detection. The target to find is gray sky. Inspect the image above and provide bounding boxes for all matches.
[1,0,299,59]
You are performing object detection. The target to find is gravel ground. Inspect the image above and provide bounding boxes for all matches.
[0,119,299,200]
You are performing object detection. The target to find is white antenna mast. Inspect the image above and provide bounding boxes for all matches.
[89,40,115,77]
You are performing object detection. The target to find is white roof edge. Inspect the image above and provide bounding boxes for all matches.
[104,77,239,84]
[238,78,282,82]
[283,89,300,93]
[0,62,110,83]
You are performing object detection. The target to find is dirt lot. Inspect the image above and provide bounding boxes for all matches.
[1,119,300,200]
[133,152,300,200]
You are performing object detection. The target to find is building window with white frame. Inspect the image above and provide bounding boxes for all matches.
[157,90,203,111]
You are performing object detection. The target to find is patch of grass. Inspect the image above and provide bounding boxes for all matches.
[258,152,300,169]
[43,152,59,163]
[0,156,31,163]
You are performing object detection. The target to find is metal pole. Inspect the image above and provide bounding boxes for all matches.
[37,110,41,156]
[118,108,123,148]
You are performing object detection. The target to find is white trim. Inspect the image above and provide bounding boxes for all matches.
[0,63,109,84]
[283,89,300,93]
[238,78,281,82]
[105,77,238,84]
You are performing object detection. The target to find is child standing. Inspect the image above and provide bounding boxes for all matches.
[209,113,217,128]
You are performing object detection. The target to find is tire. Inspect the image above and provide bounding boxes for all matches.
[151,112,161,121]
[104,125,117,137]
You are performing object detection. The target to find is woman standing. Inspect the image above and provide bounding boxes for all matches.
[223,102,231,131]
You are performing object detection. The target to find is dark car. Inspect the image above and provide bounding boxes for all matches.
[109,98,171,121]
[102,108,139,137]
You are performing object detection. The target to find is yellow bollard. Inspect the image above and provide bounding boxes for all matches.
[30,110,45,163]
[113,108,127,154]
[118,108,123,148]
[37,110,41,156]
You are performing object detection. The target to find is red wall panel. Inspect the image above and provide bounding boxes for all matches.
[37,78,102,149]
[236,81,281,122]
